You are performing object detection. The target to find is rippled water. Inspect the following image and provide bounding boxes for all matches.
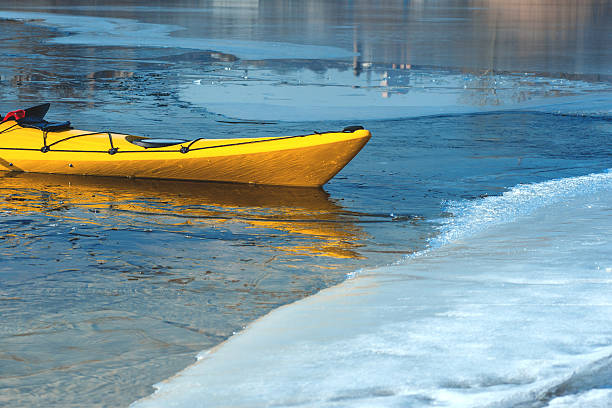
[1,1,612,407]
[0,175,375,406]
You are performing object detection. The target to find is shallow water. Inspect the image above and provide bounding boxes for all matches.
[1,1,612,407]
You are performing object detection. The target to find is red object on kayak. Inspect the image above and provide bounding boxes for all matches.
[3,109,26,122]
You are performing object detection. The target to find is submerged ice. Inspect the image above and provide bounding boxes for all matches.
[134,171,612,408]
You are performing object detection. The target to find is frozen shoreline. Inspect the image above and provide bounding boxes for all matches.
[134,170,612,408]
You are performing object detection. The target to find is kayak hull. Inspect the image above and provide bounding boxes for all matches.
[0,125,371,187]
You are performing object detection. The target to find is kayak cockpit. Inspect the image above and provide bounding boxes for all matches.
[125,135,189,148]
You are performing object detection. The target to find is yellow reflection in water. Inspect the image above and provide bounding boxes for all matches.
[0,171,365,260]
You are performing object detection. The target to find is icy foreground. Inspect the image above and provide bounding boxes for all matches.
[133,171,612,408]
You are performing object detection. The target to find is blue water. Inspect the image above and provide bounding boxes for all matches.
[1,1,612,407]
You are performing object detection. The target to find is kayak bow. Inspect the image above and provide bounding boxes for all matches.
[0,104,371,187]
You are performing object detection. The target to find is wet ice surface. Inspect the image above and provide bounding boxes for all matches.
[1,1,612,407]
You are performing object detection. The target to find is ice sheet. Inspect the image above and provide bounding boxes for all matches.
[133,170,612,407]
[3,8,611,122]
[183,67,612,121]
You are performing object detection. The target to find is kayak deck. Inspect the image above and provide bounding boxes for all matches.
[0,120,370,187]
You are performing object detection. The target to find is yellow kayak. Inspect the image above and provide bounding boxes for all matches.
[0,104,371,187]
